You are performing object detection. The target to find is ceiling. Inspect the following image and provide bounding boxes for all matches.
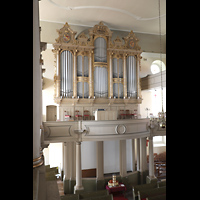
[39,0,166,35]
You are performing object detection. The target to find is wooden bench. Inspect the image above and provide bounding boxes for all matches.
[146,194,166,200]
[60,190,111,200]
[138,187,166,200]
[60,194,79,200]
[80,194,113,200]
[76,189,109,197]
[132,182,157,200]
[157,180,166,188]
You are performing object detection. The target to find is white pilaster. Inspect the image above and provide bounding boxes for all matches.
[140,137,147,184]
[140,137,147,172]
[33,0,43,168]
[63,142,70,180]
[119,140,127,177]
[137,138,140,171]
[132,139,136,172]
[96,141,104,179]
[148,136,155,178]
[74,142,84,192]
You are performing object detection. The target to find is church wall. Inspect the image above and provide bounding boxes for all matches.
[42,47,57,122]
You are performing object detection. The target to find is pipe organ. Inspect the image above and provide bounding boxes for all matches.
[52,21,143,120]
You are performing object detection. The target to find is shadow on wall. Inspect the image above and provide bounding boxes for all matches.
[43,77,54,90]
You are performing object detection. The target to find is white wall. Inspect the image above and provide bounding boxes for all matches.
[140,87,166,118]
[43,143,62,172]
[104,140,120,173]
[42,46,57,122]
[81,141,97,170]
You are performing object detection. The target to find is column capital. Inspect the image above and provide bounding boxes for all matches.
[76,141,81,145]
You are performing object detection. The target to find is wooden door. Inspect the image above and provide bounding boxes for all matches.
[46,105,57,121]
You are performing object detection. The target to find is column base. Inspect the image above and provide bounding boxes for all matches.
[33,154,44,168]
[74,185,84,193]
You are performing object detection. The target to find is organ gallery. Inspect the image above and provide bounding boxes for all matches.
[52,21,143,120]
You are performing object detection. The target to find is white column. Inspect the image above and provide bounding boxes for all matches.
[63,142,70,180]
[71,142,76,181]
[33,0,43,168]
[148,136,155,178]
[96,141,104,179]
[140,137,147,183]
[140,137,147,172]
[61,142,64,180]
[74,142,84,191]
[137,138,140,171]
[120,140,127,177]
[132,139,136,172]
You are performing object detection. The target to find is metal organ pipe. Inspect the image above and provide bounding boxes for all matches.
[126,56,137,98]
[60,50,73,98]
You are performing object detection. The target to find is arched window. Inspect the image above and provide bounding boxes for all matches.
[60,50,73,98]
[150,60,166,74]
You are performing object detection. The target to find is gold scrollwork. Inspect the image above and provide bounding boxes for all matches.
[77,77,89,82]
[113,78,124,84]
[94,62,107,68]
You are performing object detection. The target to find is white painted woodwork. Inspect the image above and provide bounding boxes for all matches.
[94,110,117,120]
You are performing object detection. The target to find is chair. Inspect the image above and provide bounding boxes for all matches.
[64,111,71,121]
[83,110,90,120]
[75,110,82,121]
[125,110,130,119]
[119,110,126,119]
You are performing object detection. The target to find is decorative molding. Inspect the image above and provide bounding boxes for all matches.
[115,124,126,134]
[42,119,156,143]
[55,22,77,44]
[48,0,166,21]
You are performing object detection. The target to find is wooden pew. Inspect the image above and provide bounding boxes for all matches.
[60,190,112,200]
[132,182,157,200]
[60,194,79,200]
[138,187,166,200]
[77,189,109,198]
[146,194,166,200]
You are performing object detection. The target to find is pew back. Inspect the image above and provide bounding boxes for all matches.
[138,187,166,200]
[132,182,157,200]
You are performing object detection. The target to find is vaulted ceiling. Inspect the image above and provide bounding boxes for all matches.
[39,0,166,35]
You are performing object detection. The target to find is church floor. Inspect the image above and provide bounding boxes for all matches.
[57,178,64,196]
